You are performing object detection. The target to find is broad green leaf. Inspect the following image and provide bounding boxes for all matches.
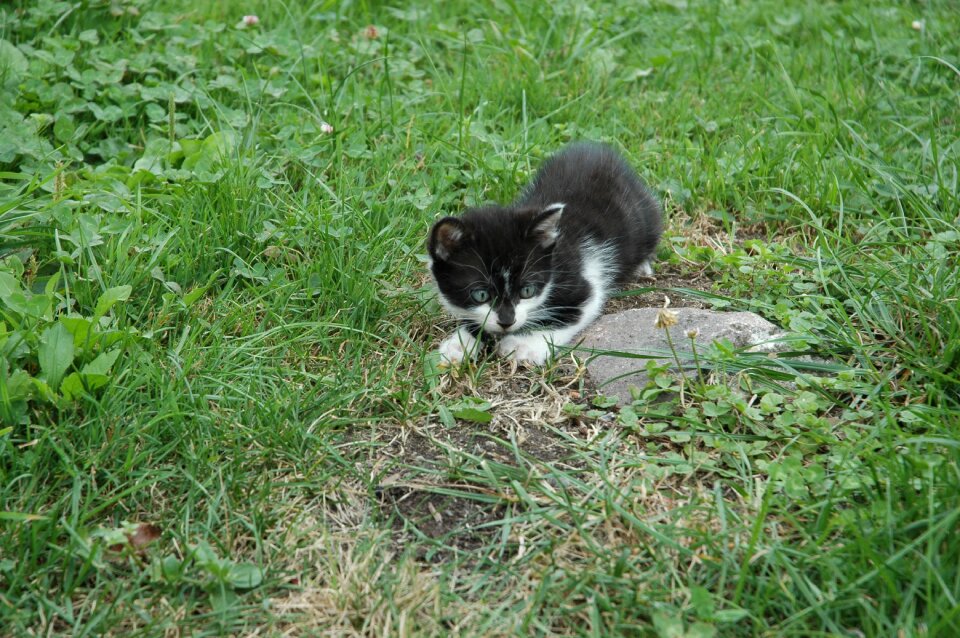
[160,555,183,582]
[38,322,74,390]
[62,317,126,353]
[651,611,685,638]
[448,397,493,424]
[77,29,99,44]
[437,404,456,427]
[0,271,19,301]
[0,359,30,424]
[181,268,221,307]
[53,116,76,144]
[689,586,715,618]
[30,377,57,404]
[182,286,206,306]
[451,407,492,424]
[182,130,237,174]
[55,345,119,400]
[0,39,28,91]
[1,328,29,360]
[208,587,238,612]
[179,138,202,158]
[592,394,619,408]
[133,138,171,175]
[562,402,584,417]
[687,622,717,638]
[4,291,51,319]
[0,357,31,399]
[81,349,121,376]
[225,563,263,589]
[712,608,750,623]
[62,317,93,347]
[191,541,220,569]
[60,372,110,401]
[94,285,132,319]
[617,405,639,427]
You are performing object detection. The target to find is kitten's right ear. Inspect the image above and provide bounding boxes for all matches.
[428,217,466,261]
[530,203,565,249]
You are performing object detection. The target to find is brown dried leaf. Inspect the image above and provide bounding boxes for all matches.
[129,523,162,550]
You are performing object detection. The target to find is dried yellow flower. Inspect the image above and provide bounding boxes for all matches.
[686,328,700,339]
[655,308,679,329]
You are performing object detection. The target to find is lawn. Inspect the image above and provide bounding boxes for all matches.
[1,0,958,635]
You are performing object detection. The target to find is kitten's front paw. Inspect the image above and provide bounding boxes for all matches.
[438,329,478,366]
[498,334,551,366]
[635,259,655,278]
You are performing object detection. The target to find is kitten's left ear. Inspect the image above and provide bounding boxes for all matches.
[530,203,565,248]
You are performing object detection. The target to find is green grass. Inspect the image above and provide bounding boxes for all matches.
[1,0,959,635]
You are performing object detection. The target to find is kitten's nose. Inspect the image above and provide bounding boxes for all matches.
[497,305,515,330]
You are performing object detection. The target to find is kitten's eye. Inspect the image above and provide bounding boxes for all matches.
[469,288,490,304]
[519,284,537,299]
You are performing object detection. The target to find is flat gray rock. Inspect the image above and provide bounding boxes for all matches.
[575,308,786,403]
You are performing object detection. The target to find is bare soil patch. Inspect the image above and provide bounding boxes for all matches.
[363,359,593,555]
[607,261,718,314]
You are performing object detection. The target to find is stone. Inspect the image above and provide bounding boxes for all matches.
[575,308,786,404]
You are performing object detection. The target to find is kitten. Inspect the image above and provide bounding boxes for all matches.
[427,142,662,365]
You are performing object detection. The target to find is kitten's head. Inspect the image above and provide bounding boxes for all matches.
[427,203,564,335]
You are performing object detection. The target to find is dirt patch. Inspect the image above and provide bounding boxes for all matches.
[378,486,506,557]
[606,261,719,314]
[362,359,594,555]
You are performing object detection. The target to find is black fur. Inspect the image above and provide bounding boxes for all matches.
[428,142,662,338]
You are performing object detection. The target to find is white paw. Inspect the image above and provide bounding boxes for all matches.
[635,259,654,278]
[437,329,478,365]
[498,334,551,366]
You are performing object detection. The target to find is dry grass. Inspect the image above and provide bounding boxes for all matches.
[262,335,762,636]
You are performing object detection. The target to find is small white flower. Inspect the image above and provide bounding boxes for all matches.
[243,15,260,26]
[320,121,334,134]
[686,328,700,340]
[911,20,924,31]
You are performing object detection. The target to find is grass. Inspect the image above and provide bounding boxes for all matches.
[1,0,959,635]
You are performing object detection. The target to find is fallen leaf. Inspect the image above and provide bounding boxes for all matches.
[129,523,162,549]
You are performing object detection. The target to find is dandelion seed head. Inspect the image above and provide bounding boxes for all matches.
[655,308,679,330]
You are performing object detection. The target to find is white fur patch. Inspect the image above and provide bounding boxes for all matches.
[497,333,552,365]
[437,326,479,365]
[500,242,615,365]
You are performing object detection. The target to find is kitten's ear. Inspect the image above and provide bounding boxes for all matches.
[428,217,466,261]
[530,203,565,248]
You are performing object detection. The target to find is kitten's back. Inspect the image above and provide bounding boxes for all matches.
[517,142,662,283]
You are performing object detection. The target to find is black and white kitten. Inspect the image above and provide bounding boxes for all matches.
[427,142,663,365]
